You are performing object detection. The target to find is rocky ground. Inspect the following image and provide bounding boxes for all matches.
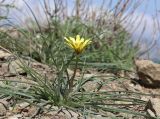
[0,49,160,119]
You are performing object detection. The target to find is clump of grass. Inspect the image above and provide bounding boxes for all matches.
[0,0,151,118]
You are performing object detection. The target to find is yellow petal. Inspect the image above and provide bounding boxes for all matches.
[69,37,75,43]
[84,39,91,46]
[64,37,70,42]
[81,38,85,42]
[66,42,74,49]
[76,35,81,42]
[79,40,89,50]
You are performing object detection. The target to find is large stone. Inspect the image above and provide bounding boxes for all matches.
[135,60,160,88]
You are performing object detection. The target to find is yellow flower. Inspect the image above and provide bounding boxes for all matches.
[64,35,92,54]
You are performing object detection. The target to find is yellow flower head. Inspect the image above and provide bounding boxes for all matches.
[64,35,92,54]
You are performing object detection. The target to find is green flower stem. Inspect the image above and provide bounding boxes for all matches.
[57,53,75,99]
[69,55,79,92]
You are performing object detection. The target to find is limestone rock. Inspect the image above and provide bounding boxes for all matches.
[9,60,25,75]
[0,103,7,116]
[145,98,160,117]
[8,114,23,119]
[147,109,156,118]
[0,50,12,59]
[82,74,99,91]
[135,60,160,88]
[0,49,55,80]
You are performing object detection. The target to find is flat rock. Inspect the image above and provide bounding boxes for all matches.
[135,59,160,88]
